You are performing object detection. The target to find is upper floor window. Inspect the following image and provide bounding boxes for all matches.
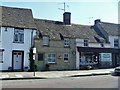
[43,36,49,46]
[0,51,3,63]
[64,38,70,47]
[14,28,24,43]
[100,42,104,47]
[47,53,56,63]
[64,53,69,62]
[84,39,89,47]
[0,28,1,41]
[114,39,119,48]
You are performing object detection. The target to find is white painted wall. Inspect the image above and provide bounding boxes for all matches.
[76,39,110,48]
[0,27,36,70]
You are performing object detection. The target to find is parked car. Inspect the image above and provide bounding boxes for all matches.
[114,66,120,76]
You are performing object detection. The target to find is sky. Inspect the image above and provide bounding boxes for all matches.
[1,0,120,25]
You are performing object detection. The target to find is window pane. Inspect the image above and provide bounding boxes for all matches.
[64,38,70,47]
[19,34,24,42]
[43,36,49,46]
[0,51,3,63]
[64,53,69,61]
[48,54,55,63]
[14,34,18,41]
[84,39,89,46]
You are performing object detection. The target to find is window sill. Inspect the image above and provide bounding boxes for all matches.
[47,62,56,64]
[13,42,24,44]
[64,46,70,48]
[64,60,68,62]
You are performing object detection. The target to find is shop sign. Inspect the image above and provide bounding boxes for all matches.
[100,53,112,61]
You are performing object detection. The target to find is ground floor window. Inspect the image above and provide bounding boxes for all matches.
[80,52,98,66]
[64,53,69,62]
[0,51,3,63]
[38,53,44,61]
[47,53,56,63]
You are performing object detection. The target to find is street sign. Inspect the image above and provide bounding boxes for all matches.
[33,55,35,60]
[33,48,36,54]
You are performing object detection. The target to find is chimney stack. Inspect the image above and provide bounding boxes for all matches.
[94,19,101,24]
[63,12,71,25]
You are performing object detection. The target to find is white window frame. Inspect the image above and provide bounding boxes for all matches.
[14,28,24,43]
[114,39,119,48]
[43,36,49,46]
[47,53,56,63]
[64,38,70,47]
[0,51,3,63]
[64,53,69,62]
[84,39,89,47]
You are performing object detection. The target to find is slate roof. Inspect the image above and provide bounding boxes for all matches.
[34,18,101,43]
[98,22,120,36]
[0,6,36,29]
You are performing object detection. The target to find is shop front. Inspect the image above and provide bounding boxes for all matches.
[76,47,120,69]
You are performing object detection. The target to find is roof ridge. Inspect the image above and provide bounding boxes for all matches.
[0,5,31,10]
[34,18,91,27]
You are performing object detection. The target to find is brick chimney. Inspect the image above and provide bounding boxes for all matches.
[63,12,71,25]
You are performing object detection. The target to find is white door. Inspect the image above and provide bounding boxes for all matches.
[13,52,22,70]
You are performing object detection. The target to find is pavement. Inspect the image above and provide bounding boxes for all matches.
[0,68,114,80]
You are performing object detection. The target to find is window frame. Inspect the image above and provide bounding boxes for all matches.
[64,53,69,62]
[43,36,49,46]
[84,39,89,47]
[0,51,3,63]
[38,53,44,61]
[114,39,119,48]
[47,53,56,64]
[64,38,70,47]
[13,28,24,43]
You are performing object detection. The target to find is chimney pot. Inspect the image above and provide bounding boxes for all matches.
[94,19,101,24]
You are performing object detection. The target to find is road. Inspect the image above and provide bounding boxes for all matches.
[2,75,120,88]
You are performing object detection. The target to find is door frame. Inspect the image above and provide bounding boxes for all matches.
[12,50,24,71]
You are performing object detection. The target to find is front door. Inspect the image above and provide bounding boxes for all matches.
[13,51,23,70]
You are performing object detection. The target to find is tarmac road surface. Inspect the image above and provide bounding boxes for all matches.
[2,75,120,88]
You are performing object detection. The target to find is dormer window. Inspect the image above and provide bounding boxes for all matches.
[84,39,89,47]
[114,39,119,48]
[43,36,49,46]
[64,38,70,47]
